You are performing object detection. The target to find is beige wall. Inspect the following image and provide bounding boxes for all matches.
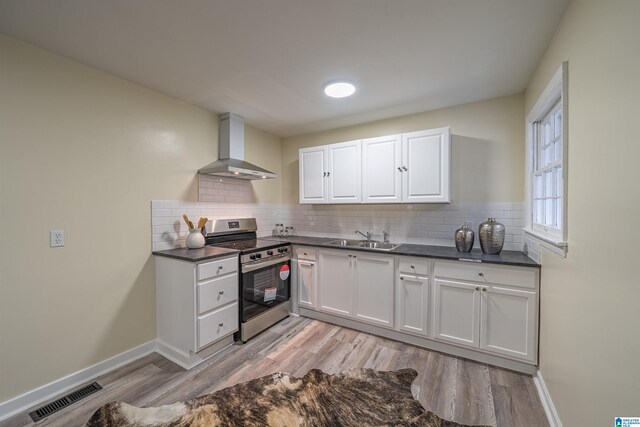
[244,125,282,204]
[0,35,282,401]
[281,94,525,205]
[524,1,640,425]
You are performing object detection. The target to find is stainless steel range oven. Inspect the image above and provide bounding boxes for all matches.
[204,218,291,342]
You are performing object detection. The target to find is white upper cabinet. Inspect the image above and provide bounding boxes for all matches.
[328,140,362,203]
[300,127,450,204]
[362,134,403,203]
[402,128,451,203]
[299,146,328,203]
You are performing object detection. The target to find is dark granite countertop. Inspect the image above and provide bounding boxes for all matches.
[153,246,239,262]
[262,236,539,268]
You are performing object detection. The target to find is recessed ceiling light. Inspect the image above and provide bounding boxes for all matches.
[324,81,356,98]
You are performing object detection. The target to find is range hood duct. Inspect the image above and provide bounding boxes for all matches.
[198,113,277,180]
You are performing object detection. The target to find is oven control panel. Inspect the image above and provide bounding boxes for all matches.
[241,245,291,264]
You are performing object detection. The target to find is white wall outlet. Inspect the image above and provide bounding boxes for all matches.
[50,230,64,247]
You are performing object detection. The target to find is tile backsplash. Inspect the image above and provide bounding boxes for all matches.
[280,202,524,251]
[152,196,524,252]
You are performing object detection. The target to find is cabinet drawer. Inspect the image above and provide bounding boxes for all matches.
[434,261,537,289]
[197,302,238,350]
[197,273,238,314]
[198,256,238,281]
[398,257,429,276]
[295,247,316,261]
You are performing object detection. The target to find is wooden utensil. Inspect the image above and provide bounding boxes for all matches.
[183,214,194,230]
[197,217,208,229]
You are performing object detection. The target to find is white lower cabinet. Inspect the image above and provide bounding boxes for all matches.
[317,249,394,327]
[433,279,481,347]
[480,285,536,361]
[318,250,354,316]
[395,257,430,336]
[156,254,239,365]
[354,253,394,327]
[303,252,539,367]
[294,247,318,308]
[433,261,538,363]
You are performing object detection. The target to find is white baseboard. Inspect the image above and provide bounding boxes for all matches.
[155,336,233,370]
[0,340,156,422]
[533,370,563,427]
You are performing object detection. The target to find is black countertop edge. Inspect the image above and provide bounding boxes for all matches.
[153,246,240,262]
[261,236,540,268]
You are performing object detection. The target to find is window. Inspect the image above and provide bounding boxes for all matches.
[533,100,563,232]
[525,62,568,257]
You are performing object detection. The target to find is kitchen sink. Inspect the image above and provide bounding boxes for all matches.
[357,241,400,251]
[324,239,363,247]
[324,239,400,251]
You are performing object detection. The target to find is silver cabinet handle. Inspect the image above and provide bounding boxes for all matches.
[323,172,327,177]
[219,290,224,295]
[299,261,314,267]
[397,167,402,172]
[402,166,408,171]
[327,171,331,177]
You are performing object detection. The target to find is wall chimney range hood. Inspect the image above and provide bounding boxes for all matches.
[198,113,277,180]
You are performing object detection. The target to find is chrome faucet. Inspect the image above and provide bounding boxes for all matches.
[382,230,390,243]
[355,230,373,241]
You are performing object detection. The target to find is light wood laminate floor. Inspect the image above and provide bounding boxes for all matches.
[1,317,549,427]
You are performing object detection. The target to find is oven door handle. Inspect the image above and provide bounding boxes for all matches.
[242,255,291,273]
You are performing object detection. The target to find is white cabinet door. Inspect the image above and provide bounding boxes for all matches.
[433,279,480,348]
[318,250,353,316]
[480,286,537,362]
[362,134,402,203]
[328,140,361,203]
[397,274,429,336]
[354,253,394,328]
[402,127,450,203]
[297,259,317,309]
[299,146,328,203]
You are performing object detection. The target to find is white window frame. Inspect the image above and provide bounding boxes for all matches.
[524,62,568,257]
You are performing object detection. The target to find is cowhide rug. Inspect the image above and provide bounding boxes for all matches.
[86,368,486,426]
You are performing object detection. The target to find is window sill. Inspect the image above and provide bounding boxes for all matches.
[523,228,567,261]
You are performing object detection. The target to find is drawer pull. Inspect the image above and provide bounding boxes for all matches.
[410,265,415,269]
[218,266,224,270]
[304,252,308,255]
[219,323,224,327]
[219,290,224,295]
[478,272,484,276]
[475,286,480,291]
[400,277,404,281]
[482,288,487,292]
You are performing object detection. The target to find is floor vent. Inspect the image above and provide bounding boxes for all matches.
[29,382,103,422]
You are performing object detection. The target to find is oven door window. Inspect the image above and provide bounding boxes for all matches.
[242,261,290,321]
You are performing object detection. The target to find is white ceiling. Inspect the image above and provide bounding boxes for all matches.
[0,0,569,137]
